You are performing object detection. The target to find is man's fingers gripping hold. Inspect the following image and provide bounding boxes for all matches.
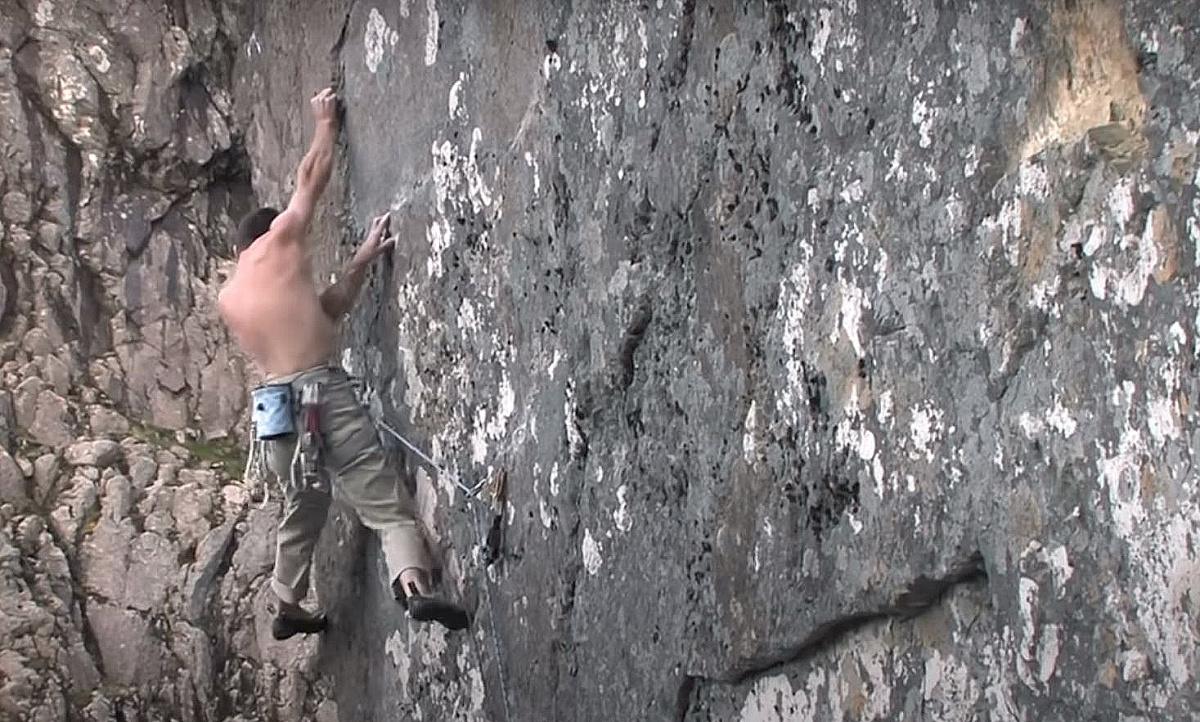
[368,212,390,242]
[310,87,339,123]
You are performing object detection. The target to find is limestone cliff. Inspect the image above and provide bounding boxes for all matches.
[2,1,1199,721]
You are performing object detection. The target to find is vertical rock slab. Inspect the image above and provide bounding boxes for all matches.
[300,1,1200,720]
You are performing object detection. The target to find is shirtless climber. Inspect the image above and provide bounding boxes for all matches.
[217,87,470,639]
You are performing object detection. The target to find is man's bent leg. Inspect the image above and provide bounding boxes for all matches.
[265,432,333,606]
[320,375,470,630]
[272,486,332,605]
[262,429,332,640]
[319,377,432,575]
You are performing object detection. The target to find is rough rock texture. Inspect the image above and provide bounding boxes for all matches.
[0,2,290,721]
[3,1,1200,721]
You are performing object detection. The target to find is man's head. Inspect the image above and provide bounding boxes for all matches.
[234,207,279,253]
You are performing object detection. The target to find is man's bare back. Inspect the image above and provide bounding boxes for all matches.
[218,230,336,377]
[217,87,344,378]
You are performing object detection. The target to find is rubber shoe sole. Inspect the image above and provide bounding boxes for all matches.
[271,612,328,640]
[407,595,471,631]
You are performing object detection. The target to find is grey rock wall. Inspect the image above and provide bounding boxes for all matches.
[0,2,309,721]
[2,1,1199,721]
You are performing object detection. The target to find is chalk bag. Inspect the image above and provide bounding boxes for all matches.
[251,384,296,440]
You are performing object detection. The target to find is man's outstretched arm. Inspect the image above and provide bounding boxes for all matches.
[320,213,395,319]
[272,88,340,242]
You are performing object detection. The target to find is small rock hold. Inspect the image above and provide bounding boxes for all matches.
[160,365,187,393]
[315,700,340,722]
[125,532,178,611]
[49,476,99,549]
[1087,123,1147,174]
[0,448,28,506]
[1121,649,1151,683]
[128,454,158,489]
[87,406,130,438]
[143,510,176,537]
[12,376,43,427]
[40,354,72,395]
[21,327,52,357]
[34,450,60,484]
[17,515,44,546]
[30,389,75,447]
[102,475,135,521]
[65,440,123,468]
[1098,660,1118,689]
[87,603,165,688]
[185,522,236,622]
[222,484,248,510]
[33,454,60,496]
[172,484,215,545]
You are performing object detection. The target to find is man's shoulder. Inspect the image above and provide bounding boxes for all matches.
[267,207,313,246]
[258,225,309,254]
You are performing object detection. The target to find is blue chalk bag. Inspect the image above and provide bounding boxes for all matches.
[251,384,296,440]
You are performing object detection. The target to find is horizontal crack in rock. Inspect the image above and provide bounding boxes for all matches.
[733,552,987,686]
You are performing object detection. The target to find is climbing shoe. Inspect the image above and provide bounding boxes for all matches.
[408,595,471,630]
[394,578,471,631]
[271,609,328,640]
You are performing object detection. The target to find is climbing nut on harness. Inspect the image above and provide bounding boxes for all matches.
[298,382,324,489]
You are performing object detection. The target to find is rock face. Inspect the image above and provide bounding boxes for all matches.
[3,1,1200,721]
[0,2,269,721]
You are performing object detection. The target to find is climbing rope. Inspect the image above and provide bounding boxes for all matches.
[241,426,272,508]
[375,418,489,498]
[371,412,513,722]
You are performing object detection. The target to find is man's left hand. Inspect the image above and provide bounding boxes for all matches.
[353,212,396,266]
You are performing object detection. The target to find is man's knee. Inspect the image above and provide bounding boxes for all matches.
[279,488,331,534]
[285,486,332,509]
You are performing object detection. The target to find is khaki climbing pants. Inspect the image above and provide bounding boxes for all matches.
[260,365,431,605]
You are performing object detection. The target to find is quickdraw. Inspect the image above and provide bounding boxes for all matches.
[274,381,327,496]
[375,418,489,499]
[298,382,324,491]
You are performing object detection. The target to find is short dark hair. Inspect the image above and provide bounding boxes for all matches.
[234,207,279,253]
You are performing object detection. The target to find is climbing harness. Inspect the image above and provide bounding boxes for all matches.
[242,380,329,504]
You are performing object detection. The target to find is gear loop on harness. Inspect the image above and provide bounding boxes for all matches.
[296,381,327,493]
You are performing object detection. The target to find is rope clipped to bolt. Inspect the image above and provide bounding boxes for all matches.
[375,418,491,500]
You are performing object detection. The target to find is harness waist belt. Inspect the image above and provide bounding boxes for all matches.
[251,365,342,441]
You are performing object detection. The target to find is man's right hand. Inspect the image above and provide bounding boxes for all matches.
[310,87,339,126]
[273,87,339,243]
